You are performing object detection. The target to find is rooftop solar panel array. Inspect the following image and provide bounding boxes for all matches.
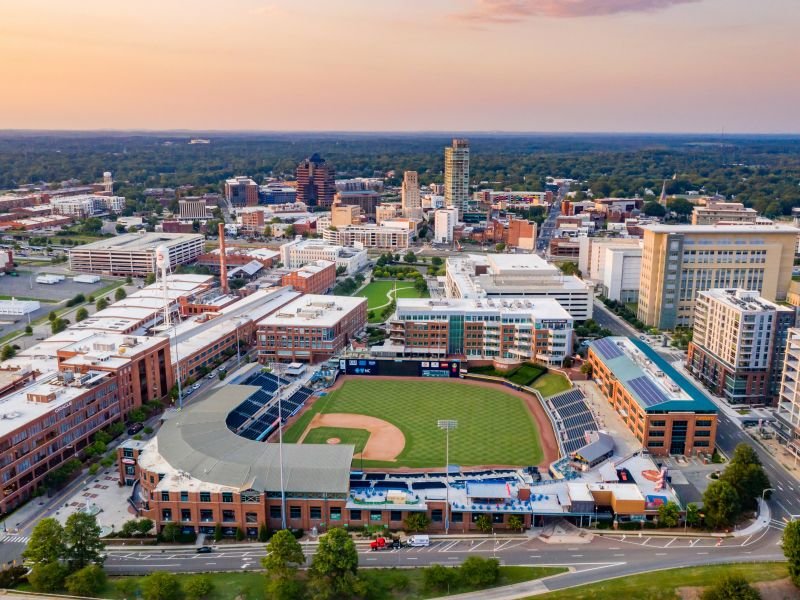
[592,337,623,360]
[628,375,667,408]
[547,388,599,455]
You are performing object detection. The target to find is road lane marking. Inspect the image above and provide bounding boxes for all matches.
[697,552,709,555]
[571,554,584,557]
[613,554,625,557]
[655,553,667,556]
[530,555,541,558]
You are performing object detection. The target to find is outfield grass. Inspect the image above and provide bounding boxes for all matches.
[357,280,429,311]
[286,379,544,468]
[303,426,371,453]
[533,562,789,599]
[531,373,572,397]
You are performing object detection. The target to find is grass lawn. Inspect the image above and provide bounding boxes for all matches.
[286,379,544,468]
[531,373,572,398]
[357,280,429,311]
[0,295,56,303]
[533,562,789,599]
[507,364,546,386]
[82,565,566,600]
[303,426,371,453]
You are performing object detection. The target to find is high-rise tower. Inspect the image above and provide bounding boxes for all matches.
[295,154,336,208]
[444,139,469,217]
[401,171,421,219]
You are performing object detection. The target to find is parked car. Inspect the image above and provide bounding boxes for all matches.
[407,535,430,547]
[127,423,144,436]
[196,546,213,554]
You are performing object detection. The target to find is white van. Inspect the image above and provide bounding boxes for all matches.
[407,534,430,547]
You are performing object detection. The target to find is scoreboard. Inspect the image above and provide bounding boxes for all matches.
[339,358,461,378]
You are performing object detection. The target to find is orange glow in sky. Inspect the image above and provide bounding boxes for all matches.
[1,0,798,132]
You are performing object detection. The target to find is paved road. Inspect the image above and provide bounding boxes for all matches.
[104,526,783,592]
[536,193,563,254]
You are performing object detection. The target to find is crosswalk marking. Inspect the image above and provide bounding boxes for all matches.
[0,535,30,544]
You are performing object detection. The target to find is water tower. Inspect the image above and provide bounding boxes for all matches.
[103,171,113,194]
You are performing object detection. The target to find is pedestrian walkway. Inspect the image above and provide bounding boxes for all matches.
[734,498,771,537]
[0,534,30,544]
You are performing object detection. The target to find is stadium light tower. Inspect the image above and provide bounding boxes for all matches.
[437,419,458,535]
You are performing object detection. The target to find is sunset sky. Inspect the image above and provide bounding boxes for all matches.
[1,0,797,132]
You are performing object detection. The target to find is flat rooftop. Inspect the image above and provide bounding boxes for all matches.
[590,337,717,413]
[72,232,203,251]
[701,288,793,314]
[396,297,571,320]
[258,294,366,328]
[642,223,799,234]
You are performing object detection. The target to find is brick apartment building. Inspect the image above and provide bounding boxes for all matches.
[280,260,336,295]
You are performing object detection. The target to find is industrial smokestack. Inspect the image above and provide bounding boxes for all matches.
[218,222,229,294]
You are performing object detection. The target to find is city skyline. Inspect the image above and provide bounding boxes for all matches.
[1,0,798,133]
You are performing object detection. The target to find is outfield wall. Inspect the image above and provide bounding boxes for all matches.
[338,358,461,378]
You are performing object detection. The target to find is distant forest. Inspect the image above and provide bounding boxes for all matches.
[0,132,799,218]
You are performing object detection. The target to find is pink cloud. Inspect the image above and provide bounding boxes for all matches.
[454,0,701,22]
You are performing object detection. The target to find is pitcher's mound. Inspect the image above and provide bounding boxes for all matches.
[327,438,341,445]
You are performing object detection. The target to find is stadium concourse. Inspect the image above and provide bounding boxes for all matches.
[118,364,682,538]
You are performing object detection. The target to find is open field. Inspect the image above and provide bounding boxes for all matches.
[357,280,429,311]
[534,562,790,599]
[532,373,572,397]
[469,363,546,387]
[285,378,550,468]
[302,426,371,454]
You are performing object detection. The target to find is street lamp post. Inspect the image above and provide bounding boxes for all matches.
[437,420,458,535]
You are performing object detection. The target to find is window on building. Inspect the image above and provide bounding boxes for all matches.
[431,509,443,522]
[310,507,322,520]
[350,509,362,521]
[492,513,504,524]
[222,492,234,503]
[199,492,211,503]
[200,509,213,522]
[370,510,382,522]
[390,511,402,522]
[181,509,191,522]
[289,506,302,520]
[696,420,713,427]
[452,512,463,523]
[162,509,172,521]
[241,490,260,503]
[695,441,710,447]
[648,441,664,447]
[161,491,170,502]
[651,420,666,427]
[269,506,282,519]
[180,491,189,502]
[330,507,342,521]
[222,510,235,522]
[695,430,711,437]
[649,430,665,437]
[245,512,258,523]
[123,448,134,458]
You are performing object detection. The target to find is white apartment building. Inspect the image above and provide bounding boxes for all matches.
[434,207,459,244]
[377,297,573,366]
[279,238,368,275]
[69,232,204,276]
[444,139,470,215]
[691,202,758,225]
[51,194,125,217]
[777,329,800,453]
[578,237,641,281]
[445,254,593,320]
[401,171,421,219]
[178,198,208,221]
[601,246,643,303]
[322,222,413,249]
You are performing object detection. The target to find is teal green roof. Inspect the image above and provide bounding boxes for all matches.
[590,337,717,414]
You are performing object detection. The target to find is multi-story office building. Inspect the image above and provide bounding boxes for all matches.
[776,329,800,453]
[445,254,593,320]
[637,224,799,330]
[258,183,297,205]
[444,139,470,215]
[375,203,399,225]
[587,337,718,456]
[333,191,380,220]
[279,238,367,275]
[691,202,758,225]
[331,204,360,228]
[281,260,336,295]
[257,295,367,363]
[240,209,265,234]
[601,246,642,303]
[224,177,259,208]
[178,197,208,221]
[687,289,795,405]
[578,237,642,282]
[401,171,421,219]
[69,232,204,276]
[506,218,536,251]
[434,207,459,243]
[296,154,336,208]
[322,222,413,249]
[380,297,572,366]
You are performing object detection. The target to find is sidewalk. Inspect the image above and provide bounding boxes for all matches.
[732,497,771,538]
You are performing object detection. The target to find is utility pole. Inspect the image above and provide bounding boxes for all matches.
[437,420,458,535]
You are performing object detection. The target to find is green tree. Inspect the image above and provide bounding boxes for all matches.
[258,523,270,543]
[403,512,430,532]
[783,520,800,585]
[702,480,740,530]
[403,250,416,263]
[507,515,524,532]
[284,224,295,238]
[28,562,68,593]
[65,564,107,597]
[721,443,770,511]
[657,501,681,528]
[115,287,127,301]
[144,273,156,285]
[701,574,761,600]
[184,574,214,600]
[1,344,15,360]
[263,225,273,237]
[125,276,133,284]
[423,564,456,593]
[96,297,109,311]
[24,517,66,565]
[214,522,223,542]
[667,198,694,220]
[558,261,581,276]
[495,242,506,252]
[642,201,666,217]
[64,512,105,569]
[309,527,359,598]
[160,522,179,542]
[24,324,33,335]
[75,307,89,322]
[142,571,182,600]
[81,217,103,234]
[116,578,139,598]
[475,514,493,533]
[51,317,67,334]
[48,310,57,322]
[459,556,500,588]
[686,503,701,528]
[262,529,306,599]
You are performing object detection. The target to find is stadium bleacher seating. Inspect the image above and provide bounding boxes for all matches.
[547,388,599,454]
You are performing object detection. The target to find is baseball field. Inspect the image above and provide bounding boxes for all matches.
[284,377,555,469]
